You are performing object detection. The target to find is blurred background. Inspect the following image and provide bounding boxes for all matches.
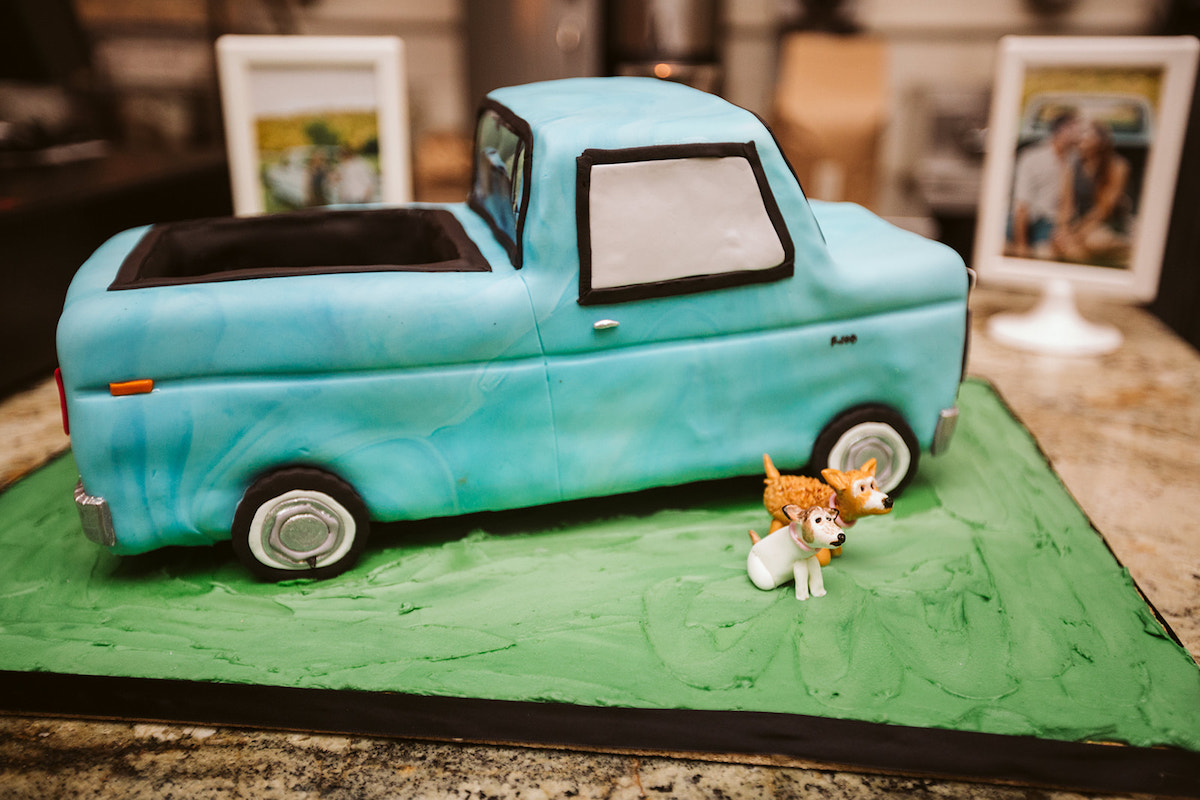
[4,0,1200,396]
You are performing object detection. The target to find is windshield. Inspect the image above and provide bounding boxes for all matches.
[470,108,528,263]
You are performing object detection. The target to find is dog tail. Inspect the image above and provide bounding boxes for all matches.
[762,453,780,481]
[748,529,762,545]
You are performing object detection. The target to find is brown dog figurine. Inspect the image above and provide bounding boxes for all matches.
[757,454,893,565]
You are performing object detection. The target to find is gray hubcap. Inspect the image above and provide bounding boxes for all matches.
[249,489,356,570]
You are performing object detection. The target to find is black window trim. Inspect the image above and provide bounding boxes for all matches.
[575,141,795,307]
[467,99,535,270]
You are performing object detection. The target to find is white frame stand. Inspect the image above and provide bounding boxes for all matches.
[987,278,1122,357]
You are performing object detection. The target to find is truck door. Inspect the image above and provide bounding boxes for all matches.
[533,143,803,500]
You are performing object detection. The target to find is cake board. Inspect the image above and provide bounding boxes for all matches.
[2,380,1198,796]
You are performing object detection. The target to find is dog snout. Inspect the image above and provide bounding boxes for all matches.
[883,496,893,509]
[835,532,845,545]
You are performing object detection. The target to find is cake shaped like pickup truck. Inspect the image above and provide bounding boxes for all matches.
[57,77,970,580]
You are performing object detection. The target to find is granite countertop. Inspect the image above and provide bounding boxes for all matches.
[1,286,1197,799]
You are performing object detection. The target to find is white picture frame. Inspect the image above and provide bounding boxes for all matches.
[975,36,1199,302]
[216,35,411,216]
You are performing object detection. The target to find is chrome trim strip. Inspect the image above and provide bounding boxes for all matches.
[74,480,116,547]
[931,406,959,456]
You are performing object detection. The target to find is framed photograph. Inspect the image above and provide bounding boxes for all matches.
[975,36,1198,302]
[216,35,411,215]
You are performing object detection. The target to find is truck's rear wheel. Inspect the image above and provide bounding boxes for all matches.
[232,468,370,581]
[810,406,919,495]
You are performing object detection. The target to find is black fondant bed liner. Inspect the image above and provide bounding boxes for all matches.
[109,207,490,289]
[3,671,1197,797]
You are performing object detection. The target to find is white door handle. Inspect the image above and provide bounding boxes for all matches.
[593,319,619,331]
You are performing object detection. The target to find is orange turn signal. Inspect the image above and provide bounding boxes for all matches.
[109,379,154,396]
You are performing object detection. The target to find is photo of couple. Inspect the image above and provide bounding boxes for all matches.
[1005,68,1161,270]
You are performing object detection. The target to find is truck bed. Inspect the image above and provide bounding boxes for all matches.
[109,207,489,289]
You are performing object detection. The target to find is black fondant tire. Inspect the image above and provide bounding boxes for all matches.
[810,406,920,495]
[232,467,371,582]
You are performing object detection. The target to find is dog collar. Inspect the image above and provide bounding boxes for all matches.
[788,522,817,553]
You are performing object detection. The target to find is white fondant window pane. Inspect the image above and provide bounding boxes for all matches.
[587,156,786,290]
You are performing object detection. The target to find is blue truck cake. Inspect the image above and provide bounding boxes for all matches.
[56,77,970,580]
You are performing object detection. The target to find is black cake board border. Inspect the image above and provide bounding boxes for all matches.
[2,670,1198,798]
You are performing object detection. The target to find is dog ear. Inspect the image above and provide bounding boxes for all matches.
[782,503,802,521]
[860,458,877,476]
[821,468,850,491]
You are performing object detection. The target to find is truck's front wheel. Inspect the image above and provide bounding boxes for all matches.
[810,406,919,495]
[232,468,370,581]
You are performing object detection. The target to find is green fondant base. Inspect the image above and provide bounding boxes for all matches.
[2,380,1198,754]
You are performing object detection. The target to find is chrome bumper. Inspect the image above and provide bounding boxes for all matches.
[930,406,959,456]
[74,481,116,547]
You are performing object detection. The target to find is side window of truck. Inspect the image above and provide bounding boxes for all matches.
[576,142,794,306]
[469,106,532,268]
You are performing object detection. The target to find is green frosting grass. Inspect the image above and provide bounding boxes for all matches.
[2,380,1198,750]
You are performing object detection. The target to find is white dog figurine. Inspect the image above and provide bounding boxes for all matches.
[747,504,846,600]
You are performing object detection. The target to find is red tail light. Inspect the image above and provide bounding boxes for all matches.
[54,368,69,436]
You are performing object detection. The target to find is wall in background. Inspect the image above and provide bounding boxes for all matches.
[287,0,466,136]
[724,0,1162,216]
[73,0,467,148]
[76,0,1161,213]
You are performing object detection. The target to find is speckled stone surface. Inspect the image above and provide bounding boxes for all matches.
[0,718,1139,800]
[0,376,68,488]
[1,286,1196,799]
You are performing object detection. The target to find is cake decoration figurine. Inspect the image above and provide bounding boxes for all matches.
[759,454,893,566]
[746,504,846,600]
